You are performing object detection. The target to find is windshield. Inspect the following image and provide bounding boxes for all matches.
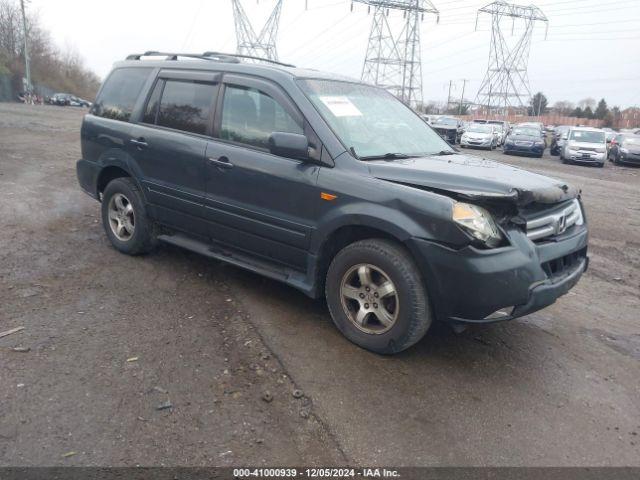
[297,79,452,158]
[512,127,539,137]
[624,136,640,145]
[433,117,457,126]
[467,124,493,133]
[570,130,606,143]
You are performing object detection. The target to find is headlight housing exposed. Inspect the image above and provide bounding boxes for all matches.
[452,202,503,248]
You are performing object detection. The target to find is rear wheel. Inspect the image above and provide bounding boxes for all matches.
[326,239,431,354]
[101,177,156,255]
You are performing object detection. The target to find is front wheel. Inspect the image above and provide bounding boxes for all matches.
[101,177,156,255]
[325,239,431,354]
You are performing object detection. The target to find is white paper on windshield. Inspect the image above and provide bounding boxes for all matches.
[319,96,362,117]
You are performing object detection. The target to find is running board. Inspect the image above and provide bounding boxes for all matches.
[157,233,310,289]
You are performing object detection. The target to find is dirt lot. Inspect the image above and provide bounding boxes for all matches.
[1,103,639,466]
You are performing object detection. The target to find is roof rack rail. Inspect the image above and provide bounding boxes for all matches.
[125,51,295,68]
[202,51,296,68]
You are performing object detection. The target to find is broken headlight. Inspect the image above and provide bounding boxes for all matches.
[452,202,503,248]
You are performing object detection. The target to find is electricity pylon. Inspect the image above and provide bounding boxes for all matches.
[231,0,284,61]
[474,1,548,114]
[354,0,439,107]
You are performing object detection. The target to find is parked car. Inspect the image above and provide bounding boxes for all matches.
[77,51,589,354]
[550,125,570,156]
[69,96,92,108]
[503,126,546,158]
[487,120,510,145]
[460,123,498,149]
[560,128,607,167]
[608,134,640,166]
[430,116,464,144]
[51,93,73,106]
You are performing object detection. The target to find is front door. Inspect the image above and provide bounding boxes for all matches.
[204,75,321,269]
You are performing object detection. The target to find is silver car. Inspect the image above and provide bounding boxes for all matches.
[460,123,498,150]
[560,128,607,167]
[487,120,510,145]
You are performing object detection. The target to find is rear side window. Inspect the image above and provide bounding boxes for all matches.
[220,85,303,149]
[91,67,151,122]
[145,80,216,135]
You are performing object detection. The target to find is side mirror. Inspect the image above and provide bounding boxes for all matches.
[561,134,568,140]
[268,132,309,161]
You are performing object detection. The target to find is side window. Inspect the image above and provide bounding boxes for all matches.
[142,80,163,124]
[220,85,303,149]
[155,80,216,135]
[91,67,152,122]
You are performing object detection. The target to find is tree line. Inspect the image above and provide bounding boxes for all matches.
[0,0,100,100]
[529,92,622,127]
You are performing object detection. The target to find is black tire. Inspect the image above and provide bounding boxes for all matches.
[101,177,156,255]
[325,239,431,354]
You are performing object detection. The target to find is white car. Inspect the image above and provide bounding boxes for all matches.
[560,127,607,167]
[460,124,498,150]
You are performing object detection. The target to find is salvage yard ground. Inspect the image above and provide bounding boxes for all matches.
[1,103,639,466]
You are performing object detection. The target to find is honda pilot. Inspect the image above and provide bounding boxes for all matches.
[76,51,589,354]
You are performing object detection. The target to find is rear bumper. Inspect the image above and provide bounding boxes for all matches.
[76,159,100,200]
[408,226,588,324]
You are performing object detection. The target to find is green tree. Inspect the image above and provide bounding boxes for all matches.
[572,107,583,118]
[595,98,609,120]
[583,106,594,119]
[528,92,548,116]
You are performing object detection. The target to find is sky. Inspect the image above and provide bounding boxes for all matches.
[29,0,640,108]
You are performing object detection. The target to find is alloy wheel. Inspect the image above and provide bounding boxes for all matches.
[107,193,135,241]
[339,263,399,334]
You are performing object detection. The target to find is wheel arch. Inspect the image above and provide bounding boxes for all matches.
[312,223,421,299]
[96,163,146,203]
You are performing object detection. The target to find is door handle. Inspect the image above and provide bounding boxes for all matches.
[208,156,234,169]
[130,138,148,149]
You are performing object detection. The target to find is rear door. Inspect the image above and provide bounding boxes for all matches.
[130,70,220,234]
[203,74,321,269]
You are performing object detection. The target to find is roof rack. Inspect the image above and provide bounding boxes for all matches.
[125,51,295,68]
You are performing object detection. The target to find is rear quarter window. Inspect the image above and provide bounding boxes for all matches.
[91,67,152,122]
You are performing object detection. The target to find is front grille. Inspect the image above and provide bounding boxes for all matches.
[525,199,583,241]
[542,247,587,279]
[515,141,533,146]
[577,146,597,152]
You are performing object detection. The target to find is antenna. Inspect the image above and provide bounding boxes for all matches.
[354,0,439,107]
[231,0,284,62]
[474,1,548,115]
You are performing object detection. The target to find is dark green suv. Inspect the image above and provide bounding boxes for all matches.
[77,52,589,354]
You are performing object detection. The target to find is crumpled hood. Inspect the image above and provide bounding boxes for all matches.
[368,153,578,206]
[568,141,605,150]
[508,134,540,142]
[464,132,493,140]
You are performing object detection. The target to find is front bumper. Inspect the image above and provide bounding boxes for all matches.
[504,142,545,155]
[461,137,492,148]
[618,151,640,165]
[566,150,605,164]
[408,225,588,324]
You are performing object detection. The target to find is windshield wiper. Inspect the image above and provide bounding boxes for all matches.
[359,152,414,161]
[431,150,457,156]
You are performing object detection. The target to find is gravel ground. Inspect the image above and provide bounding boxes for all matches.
[1,103,639,467]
